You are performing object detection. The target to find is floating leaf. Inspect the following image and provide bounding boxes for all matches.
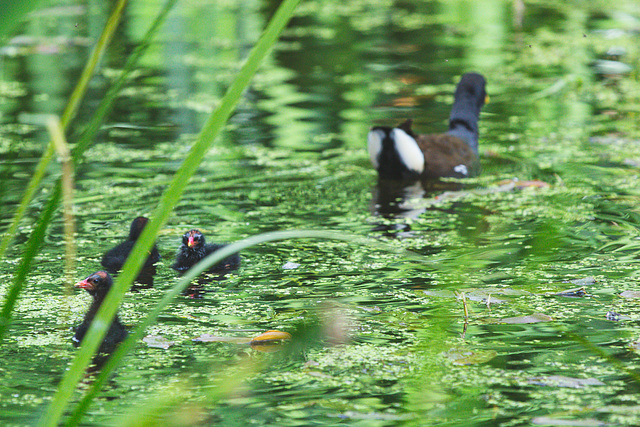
[143,335,175,350]
[496,179,550,189]
[529,375,604,388]
[570,277,596,286]
[629,339,640,351]
[620,291,640,299]
[592,59,632,75]
[532,416,605,426]
[192,334,251,344]
[606,311,630,321]
[515,180,550,189]
[250,330,292,352]
[424,287,527,303]
[598,405,640,414]
[282,262,300,270]
[459,290,506,304]
[497,313,553,324]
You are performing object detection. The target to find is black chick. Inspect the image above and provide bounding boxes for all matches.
[172,229,240,275]
[73,271,127,354]
[101,217,160,286]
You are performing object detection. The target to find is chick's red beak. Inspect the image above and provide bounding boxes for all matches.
[75,279,95,292]
[187,236,196,247]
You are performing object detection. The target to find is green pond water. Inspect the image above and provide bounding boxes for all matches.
[3,0,640,425]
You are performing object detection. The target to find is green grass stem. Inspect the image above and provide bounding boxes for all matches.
[0,183,61,340]
[39,0,302,425]
[0,0,174,341]
[73,0,178,158]
[0,0,127,261]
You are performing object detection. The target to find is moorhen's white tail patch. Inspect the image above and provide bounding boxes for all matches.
[391,128,424,174]
[367,129,384,169]
[453,164,468,176]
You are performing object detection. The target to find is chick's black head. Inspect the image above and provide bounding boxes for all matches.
[182,229,205,249]
[75,271,113,298]
[129,217,149,240]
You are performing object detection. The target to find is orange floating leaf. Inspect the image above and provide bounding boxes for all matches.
[249,330,292,352]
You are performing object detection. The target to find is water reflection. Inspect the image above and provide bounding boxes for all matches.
[370,177,472,239]
[371,179,425,220]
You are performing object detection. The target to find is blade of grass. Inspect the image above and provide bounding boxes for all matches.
[0,183,61,339]
[116,357,261,426]
[0,0,171,341]
[0,0,49,40]
[62,0,127,127]
[47,116,76,289]
[0,0,127,261]
[73,0,178,158]
[65,229,427,426]
[0,141,55,258]
[40,0,302,425]
[566,330,640,384]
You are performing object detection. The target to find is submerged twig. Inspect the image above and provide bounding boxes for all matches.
[461,292,469,320]
[456,291,469,339]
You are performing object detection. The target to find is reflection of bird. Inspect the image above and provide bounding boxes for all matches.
[371,179,426,219]
[368,73,487,180]
[172,229,240,275]
[73,271,127,354]
[101,217,160,286]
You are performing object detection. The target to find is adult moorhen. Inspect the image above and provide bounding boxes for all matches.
[368,73,487,180]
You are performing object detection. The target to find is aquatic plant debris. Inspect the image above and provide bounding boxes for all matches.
[528,375,605,388]
[619,291,640,299]
[551,287,588,297]
[496,313,553,324]
[532,416,606,426]
[6,1,640,426]
[142,335,175,350]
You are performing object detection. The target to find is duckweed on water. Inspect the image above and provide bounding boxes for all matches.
[4,0,640,425]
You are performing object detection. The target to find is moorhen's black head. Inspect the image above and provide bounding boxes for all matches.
[129,216,149,241]
[454,73,487,111]
[182,229,205,250]
[75,271,113,299]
